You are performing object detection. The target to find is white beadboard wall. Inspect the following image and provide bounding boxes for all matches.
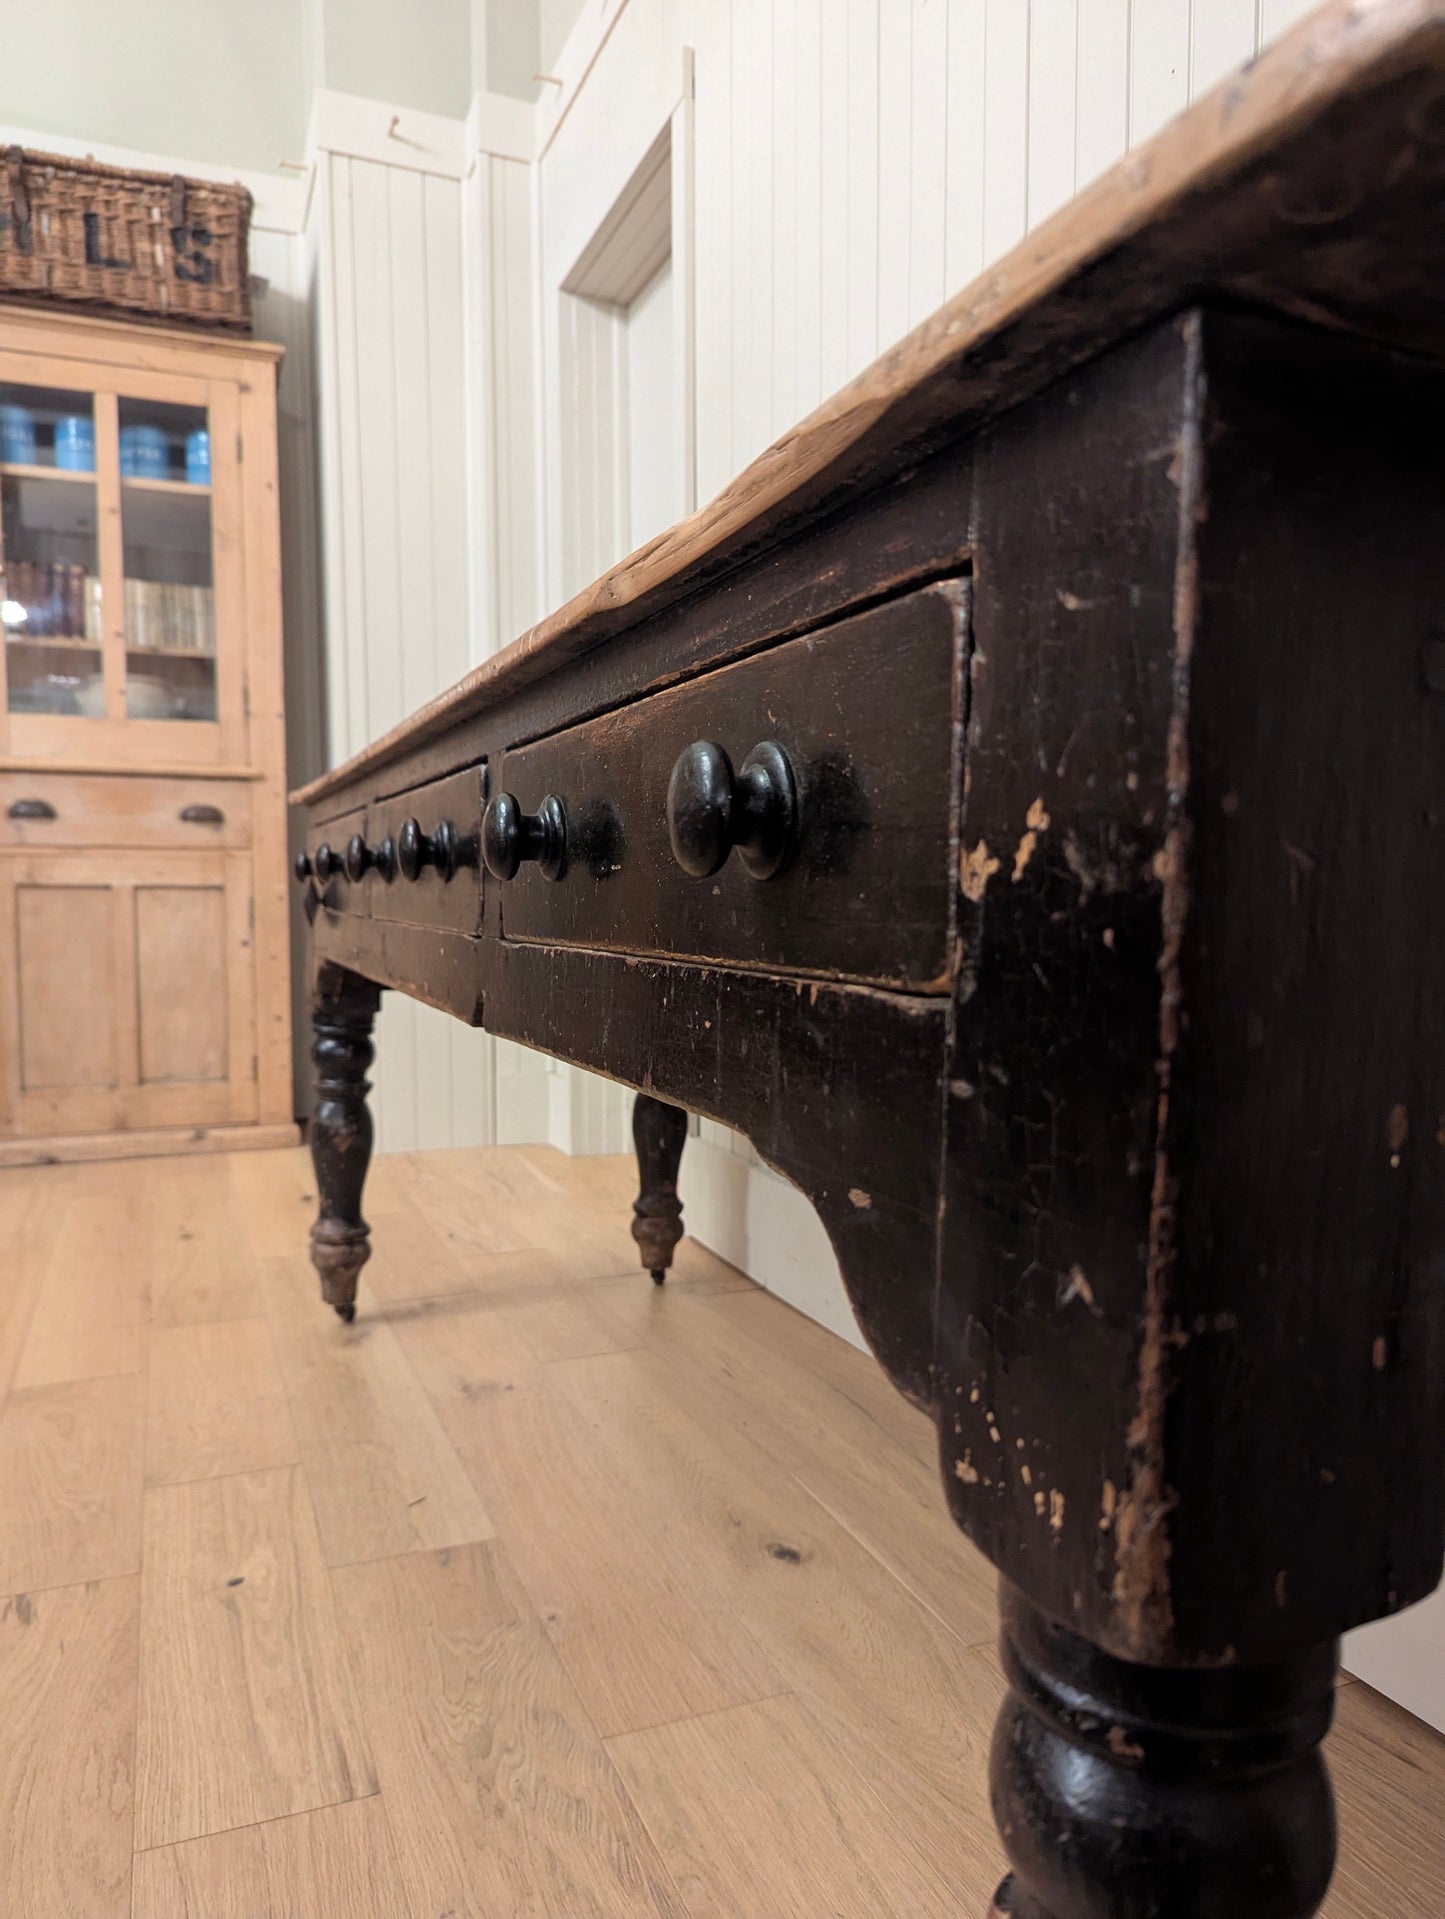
[307,99,496,1153]
[517,0,1317,1339]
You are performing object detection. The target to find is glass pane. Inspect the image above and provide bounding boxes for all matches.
[119,396,216,724]
[1,382,103,717]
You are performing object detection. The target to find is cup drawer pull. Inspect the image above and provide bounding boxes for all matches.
[179,803,225,826]
[7,798,57,821]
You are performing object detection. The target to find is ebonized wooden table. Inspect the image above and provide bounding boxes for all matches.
[293,7,1444,1911]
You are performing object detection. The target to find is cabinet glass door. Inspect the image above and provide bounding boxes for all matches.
[0,381,105,721]
[119,396,217,725]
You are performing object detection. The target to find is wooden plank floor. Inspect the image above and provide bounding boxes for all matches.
[0,1143,1439,1917]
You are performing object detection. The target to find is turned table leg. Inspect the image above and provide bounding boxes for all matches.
[987,1587,1337,1919]
[631,1093,689,1283]
[308,962,382,1322]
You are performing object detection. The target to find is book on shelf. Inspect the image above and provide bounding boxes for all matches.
[124,577,216,655]
[2,557,100,643]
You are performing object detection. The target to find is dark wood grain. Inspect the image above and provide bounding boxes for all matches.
[938,307,1445,1670]
[496,583,967,990]
[361,762,486,935]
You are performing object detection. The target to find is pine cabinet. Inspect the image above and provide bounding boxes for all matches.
[0,307,294,1164]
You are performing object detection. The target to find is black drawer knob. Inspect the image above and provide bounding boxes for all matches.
[667,739,798,880]
[345,833,399,884]
[314,842,340,882]
[8,797,57,821]
[294,850,313,882]
[398,817,461,883]
[481,792,568,883]
[180,803,224,826]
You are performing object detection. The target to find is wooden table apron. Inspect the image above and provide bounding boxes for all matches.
[292,13,1445,1906]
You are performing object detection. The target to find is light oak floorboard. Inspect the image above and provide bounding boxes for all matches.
[0,1147,1437,1917]
[0,1576,138,1919]
[258,1795,410,1919]
[132,1796,408,1919]
[145,1318,298,1487]
[13,1189,151,1388]
[0,1162,72,1407]
[595,1275,997,1647]
[334,1540,687,1918]
[147,1159,263,1328]
[1323,1678,1445,1917]
[134,1464,377,1849]
[131,1824,271,1919]
[397,1296,787,1738]
[607,1692,959,1919]
[0,1373,144,1591]
[227,1145,316,1264]
[267,1287,494,1568]
[533,1347,1010,1905]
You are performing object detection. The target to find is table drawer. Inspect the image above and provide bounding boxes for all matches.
[0,771,252,849]
[303,766,486,935]
[496,583,966,989]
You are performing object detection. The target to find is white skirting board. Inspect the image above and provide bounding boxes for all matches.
[677,1128,866,1353]
[1345,1590,1445,1735]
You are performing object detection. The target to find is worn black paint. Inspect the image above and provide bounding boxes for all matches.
[989,1587,1338,1919]
[940,310,1445,1671]
[308,961,382,1321]
[498,585,966,991]
[298,302,1445,1914]
[631,1094,689,1281]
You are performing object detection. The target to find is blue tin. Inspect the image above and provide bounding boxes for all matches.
[0,404,38,465]
[54,414,96,472]
[119,424,170,479]
[184,428,211,486]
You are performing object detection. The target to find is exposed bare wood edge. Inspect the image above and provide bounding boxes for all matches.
[0,760,265,780]
[0,303,285,362]
[0,1121,299,1169]
[293,0,1444,807]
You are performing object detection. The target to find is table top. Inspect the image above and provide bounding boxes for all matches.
[295,0,1445,808]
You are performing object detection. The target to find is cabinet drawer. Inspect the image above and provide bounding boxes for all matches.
[0,772,252,849]
[303,765,486,935]
[498,583,966,989]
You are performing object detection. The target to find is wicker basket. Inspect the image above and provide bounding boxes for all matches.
[0,147,252,333]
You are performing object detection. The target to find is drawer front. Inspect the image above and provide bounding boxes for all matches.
[498,583,965,989]
[304,805,365,918]
[367,764,485,935]
[304,766,486,935]
[0,772,252,849]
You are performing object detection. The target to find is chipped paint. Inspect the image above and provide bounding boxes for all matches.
[1021,1464,1033,1487]
[1099,1479,1118,1531]
[1372,1335,1388,1371]
[848,1187,872,1210]
[1033,1489,1047,1518]
[1106,1726,1145,1762]
[955,1454,980,1485]
[960,840,1001,901]
[1059,1263,1097,1311]
[1011,796,1053,881]
[1049,1489,1066,1532]
[1110,317,1204,1658]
